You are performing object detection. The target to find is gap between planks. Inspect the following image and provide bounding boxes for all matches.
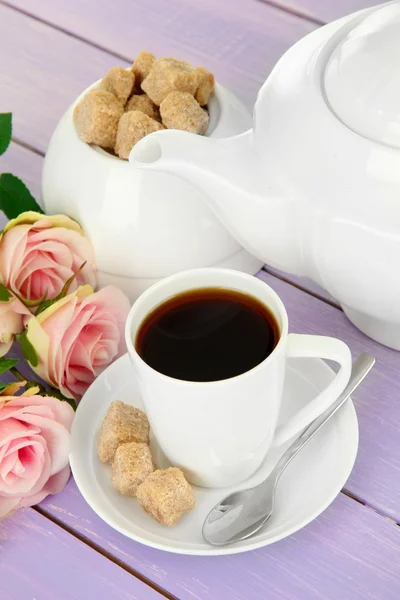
[11,136,45,158]
[261,266,341,310]
[0,0,139,63]
[341,490,400,527]
[255,0,325,25]
[33,505,179,600]
[33,488,400,585]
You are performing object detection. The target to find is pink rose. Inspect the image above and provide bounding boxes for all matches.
[0,293,31,357]
[25,285,130,399]
[0,394,73,520]
[0,211,97,303]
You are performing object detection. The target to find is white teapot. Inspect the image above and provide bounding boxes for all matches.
[130,1,400,350]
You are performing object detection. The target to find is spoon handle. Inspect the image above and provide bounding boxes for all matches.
[271,353,375,483]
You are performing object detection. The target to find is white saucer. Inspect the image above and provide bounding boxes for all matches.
[70,354,358,556]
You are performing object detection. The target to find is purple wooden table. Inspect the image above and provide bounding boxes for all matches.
[1,0,399,598]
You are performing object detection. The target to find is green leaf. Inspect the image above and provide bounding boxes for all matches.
[60,261,86,298]
[0,113,12,156]
[36,261,87,316]
[0,284,13,303]
[0,173,43,220]
[35,298,54,316]
[17,331,38,367]
[14,288,47,308]
[0,357,19,376]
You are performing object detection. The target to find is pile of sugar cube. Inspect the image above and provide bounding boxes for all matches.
[73,51,215,159]
[98,401,195,526]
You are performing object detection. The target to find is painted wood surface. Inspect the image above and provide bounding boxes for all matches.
[0,1,399,598]
[259,0,389,24]
[0,3,128,153]
[0,508,164,600]
[40,484,400,600]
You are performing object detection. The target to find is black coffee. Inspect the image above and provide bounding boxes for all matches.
[136,288,280,382]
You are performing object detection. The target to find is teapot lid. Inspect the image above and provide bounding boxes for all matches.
[324,4,400,149]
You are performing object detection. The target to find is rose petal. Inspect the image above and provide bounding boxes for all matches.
[1,396,74,431]
[0,435,50,497]
[0,216,96,303]
[0,419,39,448]
[12,414,71,475]
[18,465,71,509]
[0,224,31,285]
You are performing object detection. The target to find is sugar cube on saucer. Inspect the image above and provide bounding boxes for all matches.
[136,467,195,526]
[112,442,154,496]
[97,401,150,463]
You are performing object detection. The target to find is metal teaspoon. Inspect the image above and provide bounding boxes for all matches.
[202,353,375,546]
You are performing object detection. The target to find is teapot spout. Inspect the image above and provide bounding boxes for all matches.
[129,129,306,275]
[129,129,265,256]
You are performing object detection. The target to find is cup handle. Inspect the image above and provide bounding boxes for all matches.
[273,334,352,447]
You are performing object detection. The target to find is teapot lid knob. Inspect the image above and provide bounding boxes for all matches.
[324,4,400,149]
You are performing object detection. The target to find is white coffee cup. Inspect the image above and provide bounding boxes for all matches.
[125,268,352,488]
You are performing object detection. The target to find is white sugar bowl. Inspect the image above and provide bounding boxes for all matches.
[42,81,262,300]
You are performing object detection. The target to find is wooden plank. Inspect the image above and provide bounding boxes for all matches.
[0,508,164,600]
[258,0,389,24]
[258,271,400,521]
[0,1,316,152]
[40,484,400,600]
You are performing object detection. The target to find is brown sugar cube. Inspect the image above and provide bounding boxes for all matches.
[136,467,195,526]
[115,110,164,159]
[160,91,209,134]
[112,442,154,496]
[132,50,156,87]
[194,67,215,106]
[97,401,150,463]
[125,94,160,121]
[99,67,135,104]
[73,90,124,148]
[141,57,199,106]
